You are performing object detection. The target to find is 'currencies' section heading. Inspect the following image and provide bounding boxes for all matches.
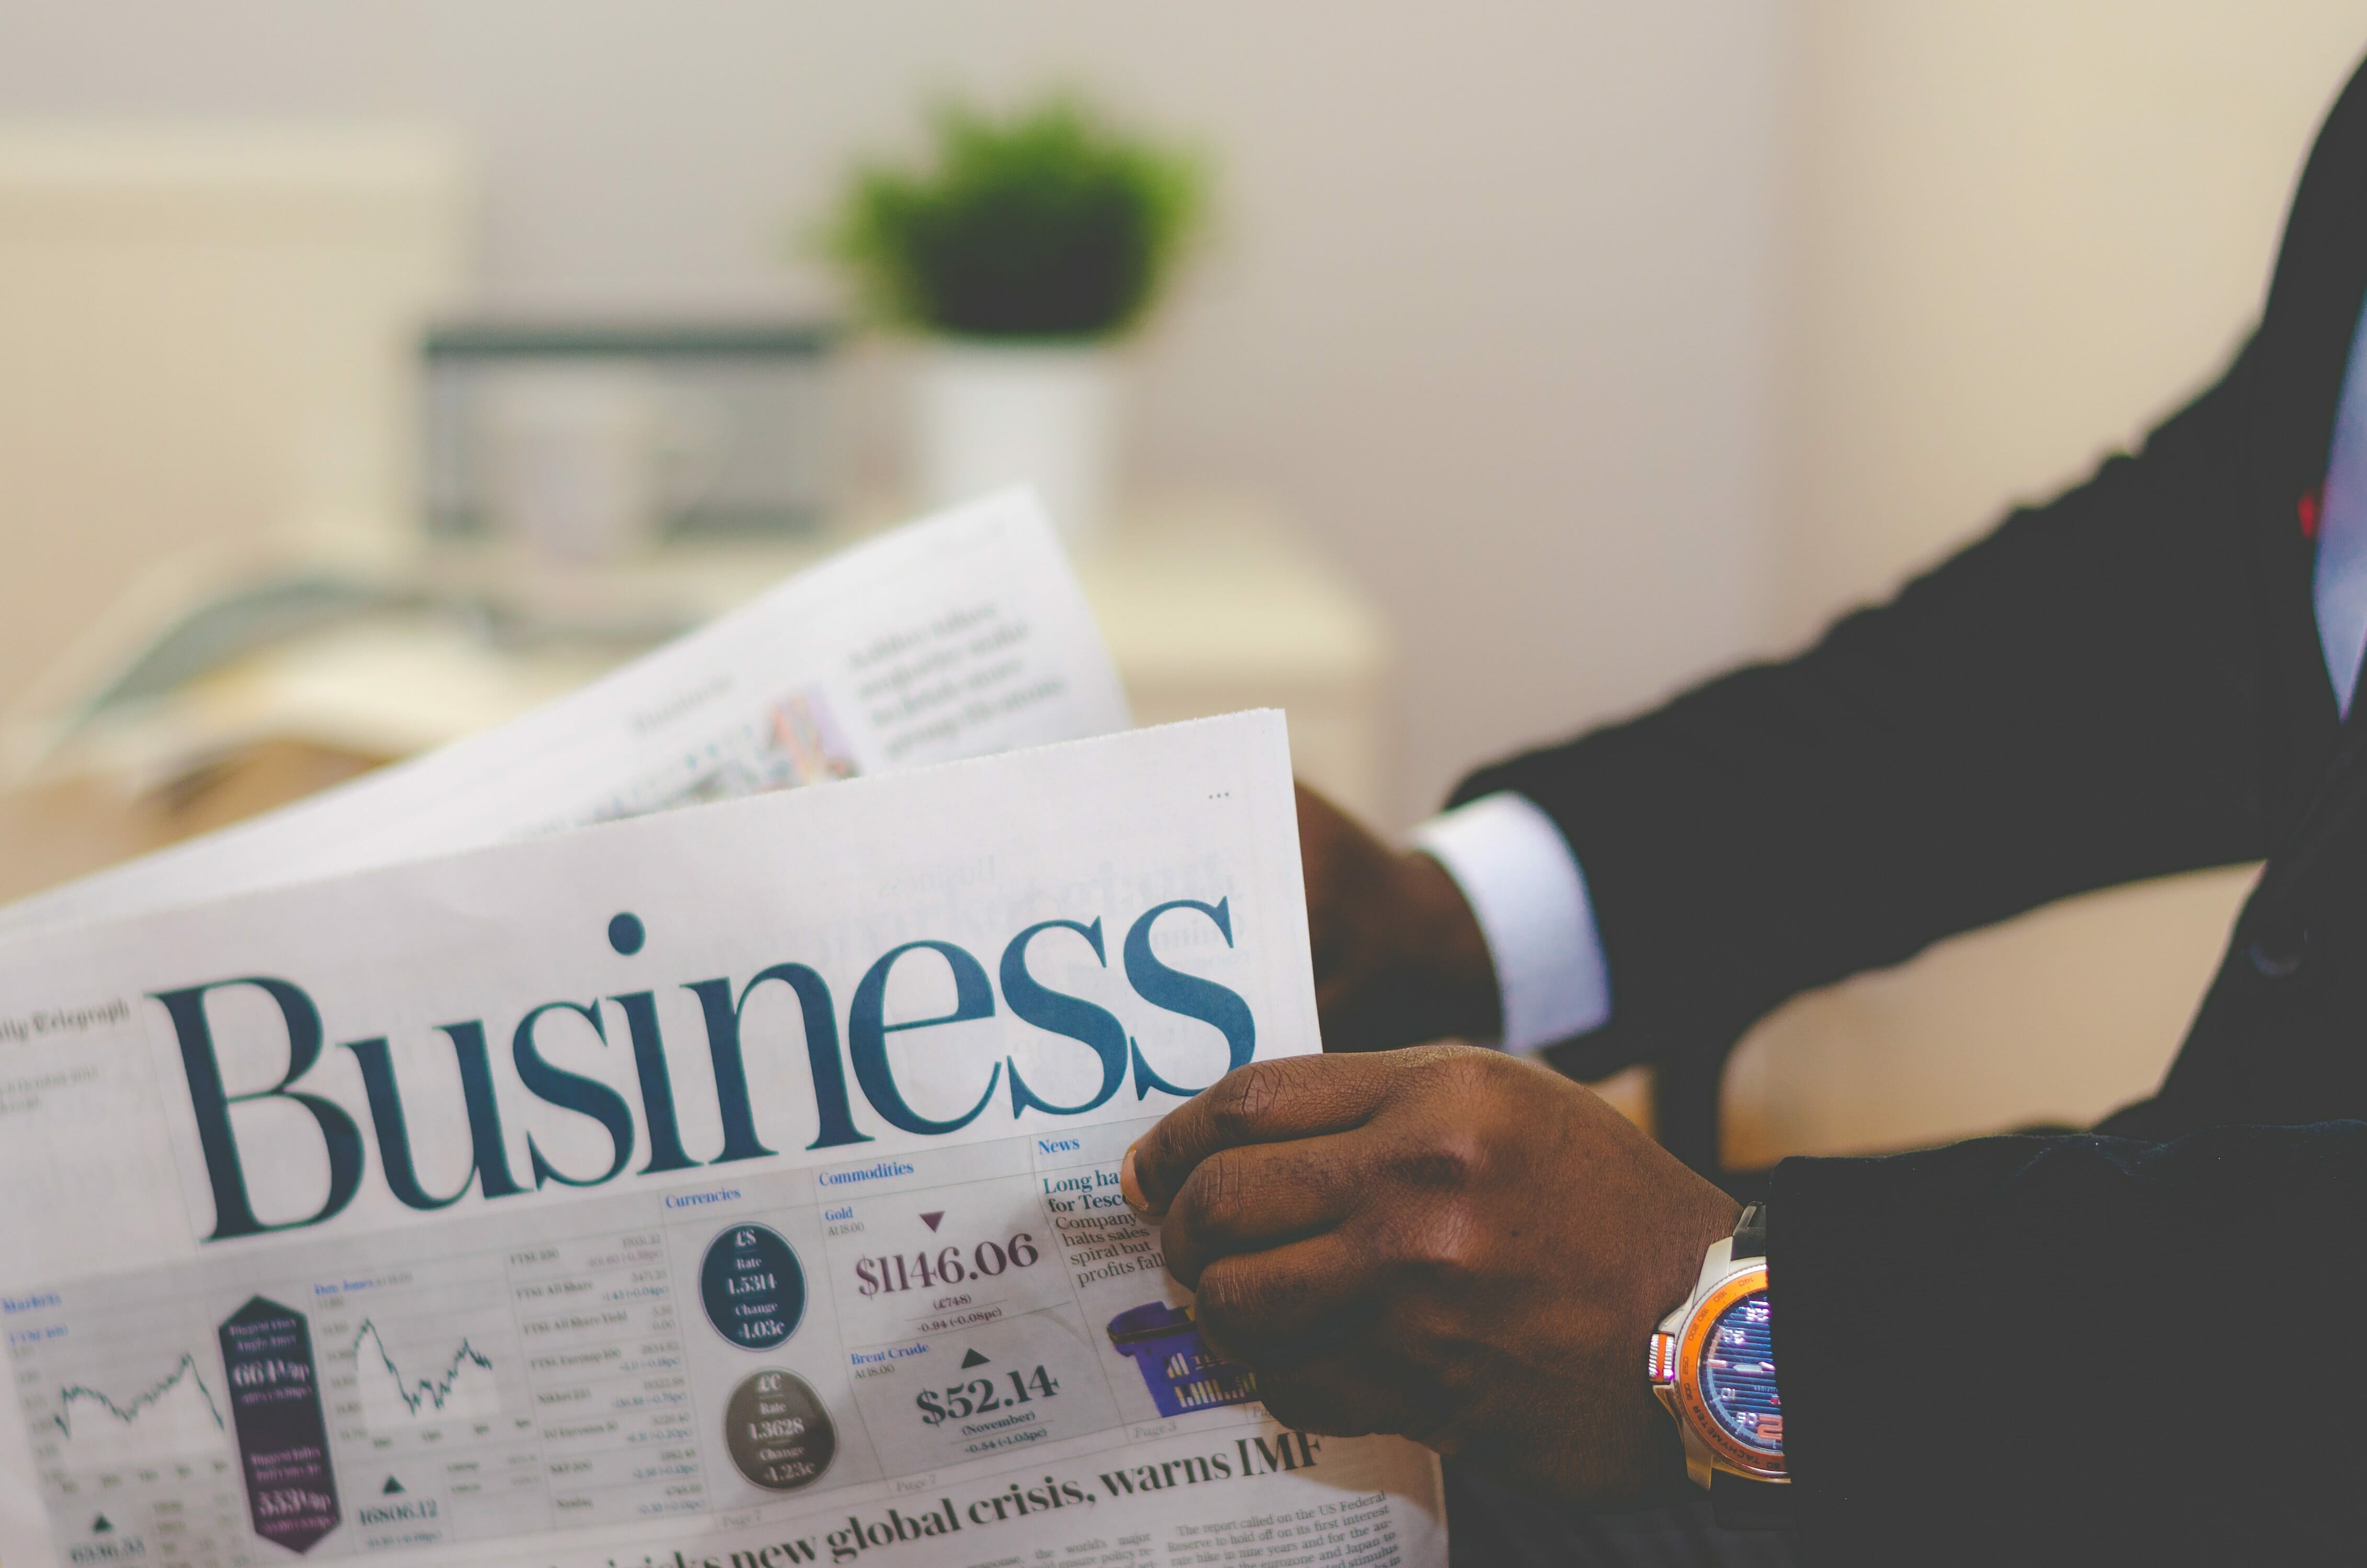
[159,894,1258,1245]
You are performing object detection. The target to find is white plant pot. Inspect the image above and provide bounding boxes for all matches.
[914,341,1119,549]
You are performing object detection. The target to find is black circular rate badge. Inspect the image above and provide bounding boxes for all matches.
[725,1370,834,1492]
[701,1224,806,1350]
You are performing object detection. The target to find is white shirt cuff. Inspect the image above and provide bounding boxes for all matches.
[1411,791,1612,1054]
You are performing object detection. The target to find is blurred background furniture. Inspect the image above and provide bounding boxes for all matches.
[0,125,470,718]
[0,492,1390,905]
[421,319,843,545]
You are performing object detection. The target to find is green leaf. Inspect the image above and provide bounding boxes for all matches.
[824,95,1207,340]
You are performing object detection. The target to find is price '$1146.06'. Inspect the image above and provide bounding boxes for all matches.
[853,1234,1042,1297]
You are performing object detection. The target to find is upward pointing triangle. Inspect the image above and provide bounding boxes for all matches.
[961,1348,990,1368]
[92,1516,113,1535]
[383,1477,406,1495]
[919,1211,945,1231]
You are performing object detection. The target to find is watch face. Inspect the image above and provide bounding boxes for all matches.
[1697,1289,1781,1457]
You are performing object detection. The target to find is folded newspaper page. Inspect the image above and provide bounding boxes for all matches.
[0,712,1447,1568]
[0,489,1129,936]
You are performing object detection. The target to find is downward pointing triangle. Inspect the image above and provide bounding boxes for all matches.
[961,1349,990,1368]
[919,1211,945,1231]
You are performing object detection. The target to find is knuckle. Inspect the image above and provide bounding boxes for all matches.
[1181,1152,1247,1234]
[1427,1046,1506,1102]
[1157,1212,1205,1288]
[1383,1202,1488,1286]
[1379,1298,1474,1379]
[1191,1258,1262,1345]
[1206,1064,1286,1140]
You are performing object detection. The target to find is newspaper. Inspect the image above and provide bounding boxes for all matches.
[0,490,1131,936]
[0,722,1451,1561]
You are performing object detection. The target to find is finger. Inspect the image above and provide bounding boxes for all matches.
[1189,1231,1382,1365]
[1252,1350,1419,1440]
[1159,1132,1363,1287]
[1128,1053,1405,1216]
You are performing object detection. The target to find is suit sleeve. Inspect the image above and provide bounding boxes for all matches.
[1770,1122,2367,1562]
[1452,347,2324,1063]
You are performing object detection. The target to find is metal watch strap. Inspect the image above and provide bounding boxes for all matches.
[1731,1201,1767,1260]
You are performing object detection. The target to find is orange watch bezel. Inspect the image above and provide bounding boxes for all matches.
[1672,1263,1786,1481]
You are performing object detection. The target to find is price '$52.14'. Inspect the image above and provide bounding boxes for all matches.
[915,1364,1062,1426]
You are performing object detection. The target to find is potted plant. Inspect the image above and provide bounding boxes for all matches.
[828,96,1205,546]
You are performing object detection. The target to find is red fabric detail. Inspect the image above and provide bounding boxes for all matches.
[2300,486,2324,541]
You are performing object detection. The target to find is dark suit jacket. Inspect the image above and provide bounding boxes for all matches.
[1451,57,2367,1565]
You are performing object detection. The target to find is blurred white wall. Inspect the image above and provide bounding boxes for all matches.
[1777,0,2367,643]
[1725,2,2367,1163]
[0,0,1787,828]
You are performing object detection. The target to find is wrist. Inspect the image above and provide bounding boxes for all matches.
[1647,1190,1746,1327]
[1392,848,1502,1041]
[1313,846,1502,1052]
[1409,792,1611,1051]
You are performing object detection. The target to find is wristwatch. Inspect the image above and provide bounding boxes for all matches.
[1648,1202,1791,1530]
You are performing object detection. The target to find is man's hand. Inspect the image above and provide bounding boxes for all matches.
[1297,785,1498,1051]
[1121,1046,1740,1503]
